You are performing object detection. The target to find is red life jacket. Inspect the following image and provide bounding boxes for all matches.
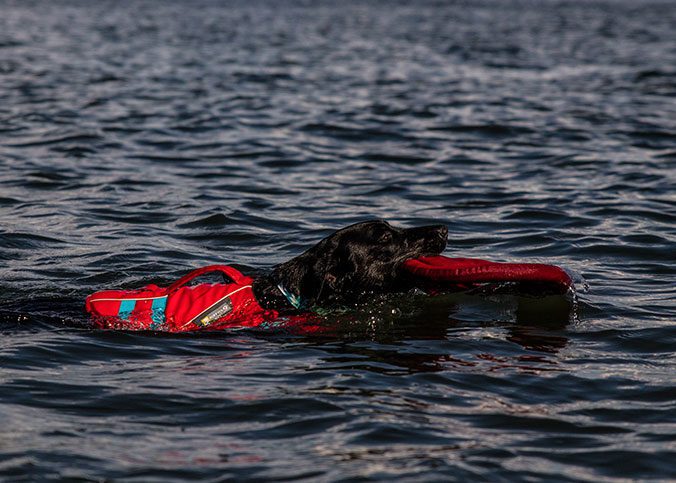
[85,265,280,332]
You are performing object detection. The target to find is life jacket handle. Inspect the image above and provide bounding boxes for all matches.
[165,264,250,294]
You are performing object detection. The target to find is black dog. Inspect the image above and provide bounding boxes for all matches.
[252,220,448,312]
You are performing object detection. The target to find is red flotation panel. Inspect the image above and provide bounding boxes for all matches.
[401,255,573,295]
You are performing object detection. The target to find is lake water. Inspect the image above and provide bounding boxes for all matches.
[1,0,675,480]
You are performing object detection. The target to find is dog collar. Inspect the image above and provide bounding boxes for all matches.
[276,283,304,310]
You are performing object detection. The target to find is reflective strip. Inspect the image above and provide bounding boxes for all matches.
[118,300,136,321]
[90,295,167,302]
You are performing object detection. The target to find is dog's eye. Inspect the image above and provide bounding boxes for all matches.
[378,232,393,243]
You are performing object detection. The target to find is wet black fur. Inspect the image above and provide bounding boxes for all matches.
[252,220,448,312]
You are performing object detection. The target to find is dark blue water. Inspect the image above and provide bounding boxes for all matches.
[1,0,675,480]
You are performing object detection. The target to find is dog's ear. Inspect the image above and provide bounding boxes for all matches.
[324,273,337,289]
[319,247,359,300]
[320,270,355,302]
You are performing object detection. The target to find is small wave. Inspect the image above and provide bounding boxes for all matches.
[0,232,66,250]
[4,134,104,148]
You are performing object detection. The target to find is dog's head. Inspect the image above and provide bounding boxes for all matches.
[273,220,448,306]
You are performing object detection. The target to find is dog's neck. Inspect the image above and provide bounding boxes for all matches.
[252,259,312,314]
[253,247,341,313]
